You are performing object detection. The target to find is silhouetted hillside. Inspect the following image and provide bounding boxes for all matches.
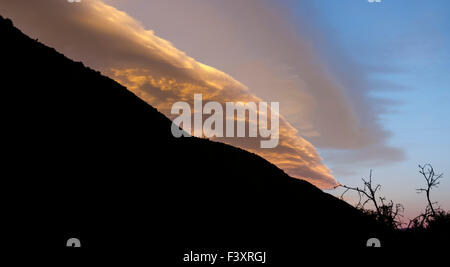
[0,15,384,257]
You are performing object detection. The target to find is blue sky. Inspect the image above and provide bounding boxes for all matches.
[298,0,450,218]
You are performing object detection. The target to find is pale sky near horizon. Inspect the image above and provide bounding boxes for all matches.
[307,0,450,220]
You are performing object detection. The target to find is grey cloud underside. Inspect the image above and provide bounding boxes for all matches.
[100,0,404,164]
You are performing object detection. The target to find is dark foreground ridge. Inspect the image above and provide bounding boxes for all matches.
[1,15,385,256]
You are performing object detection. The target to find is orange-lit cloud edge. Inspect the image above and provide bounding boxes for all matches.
[86,0,337,189]
[1,0,338,188]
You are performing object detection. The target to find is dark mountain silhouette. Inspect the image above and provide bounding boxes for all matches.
[1,15,385,257]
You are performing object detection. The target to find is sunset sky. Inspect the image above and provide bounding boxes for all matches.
[1,0,448,220]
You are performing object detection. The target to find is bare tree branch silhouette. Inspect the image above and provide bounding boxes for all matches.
[339,170,404,230]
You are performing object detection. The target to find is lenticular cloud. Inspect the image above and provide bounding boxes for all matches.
[0,0,338,188]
